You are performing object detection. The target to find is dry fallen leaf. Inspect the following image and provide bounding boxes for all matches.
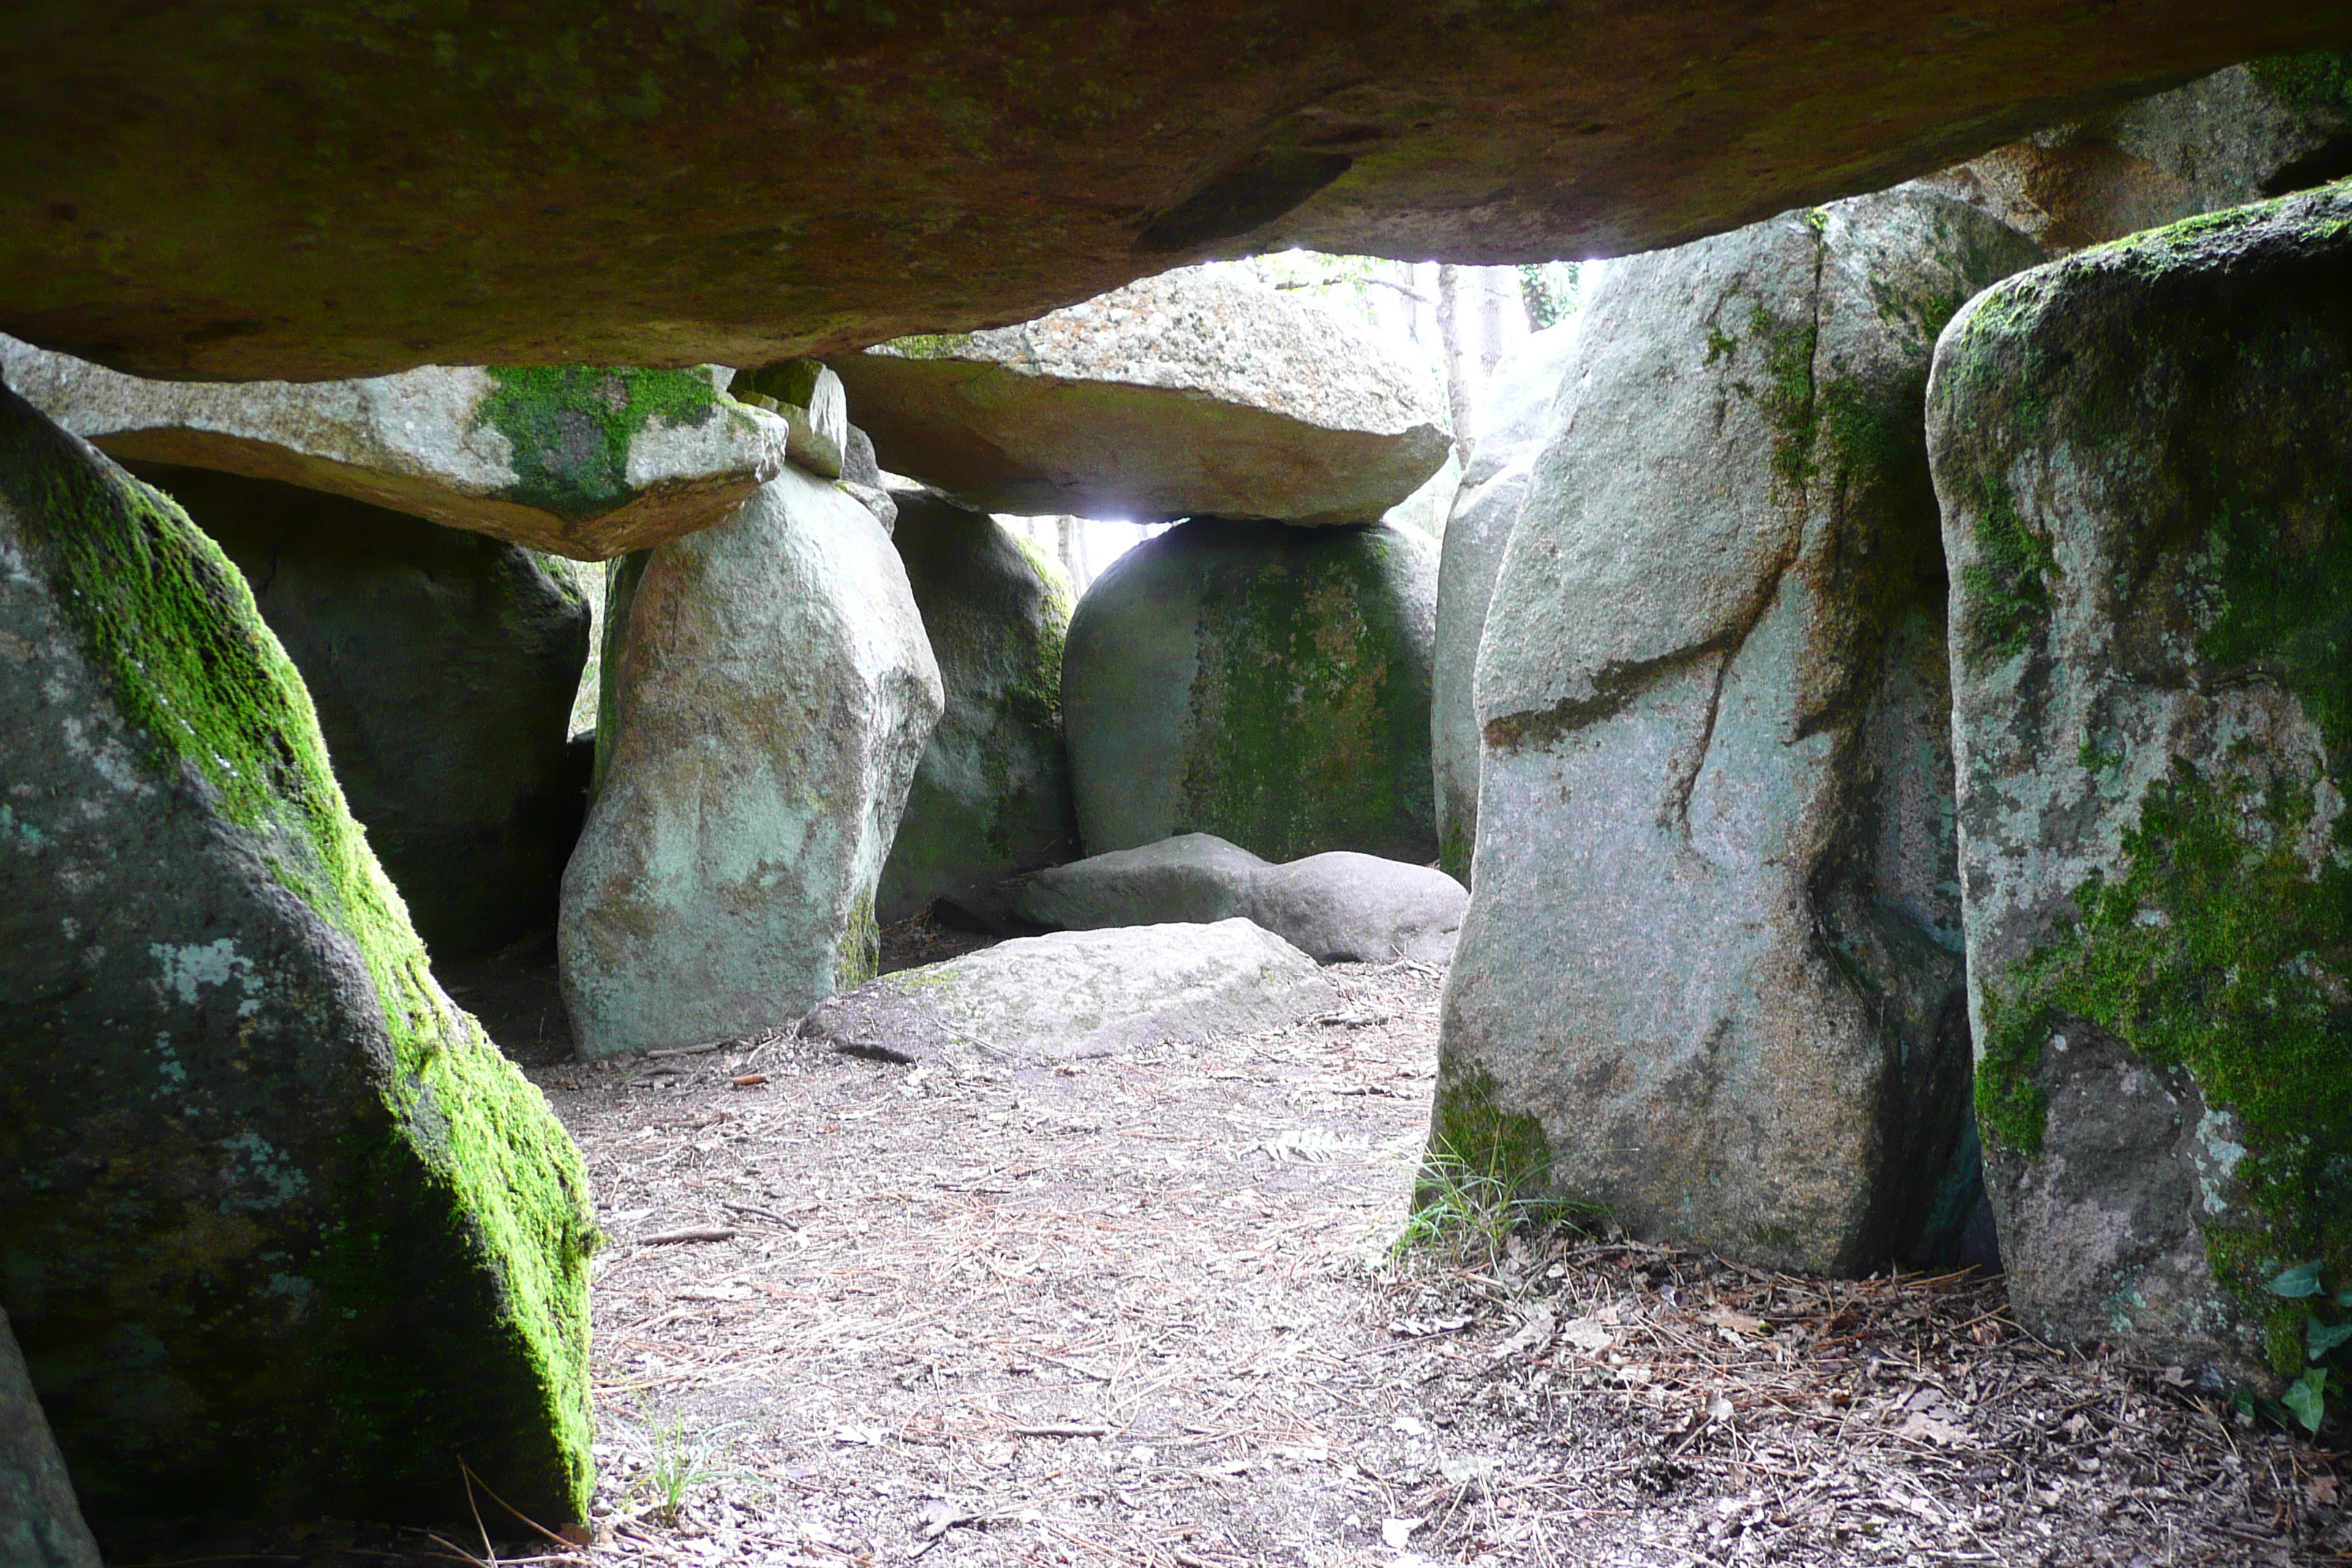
[1381,1518,1425,1548]
[1491,1305,1556,1359]
[1561,1317,1615,1353]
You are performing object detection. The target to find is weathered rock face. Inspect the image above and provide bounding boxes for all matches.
[831,268,1452,525]
[9,7,2345,381]
[1,337,792,559]
[1929,183,2352,1385]
[1019,833,1469,964]
[877,491,1078,924]
[1431,322,1583,880]
[132,464,590,961]
[1439,189,2040,1275]
[559,467,943,1059]
[0,1308,100,1568]
[0,386,595,1545]
[804,919,1339,1068]
[1927,53,2352,254]
[1063,518,1437,864]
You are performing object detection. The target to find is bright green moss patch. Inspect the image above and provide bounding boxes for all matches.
[838,886,881,991]
[2247,51,2352,118]
[1422,1062,1555,1207]
[877,333,979,360]
[1976,761,2352,1364]
[478,365,731,519]
[1958,476,2057,667]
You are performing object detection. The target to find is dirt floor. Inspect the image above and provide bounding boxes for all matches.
[489,946,2351,1568]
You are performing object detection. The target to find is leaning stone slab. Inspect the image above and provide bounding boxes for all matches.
[876,489,1078,923]
[1,334,799,559]
[1930,183,2352,1388]
[1431,321,1582,880]
[828,266,1452,524]
[140,464,591,960]
[1439,189,2039,1276]
[1063,518,1438,864]
[804,919,1339,1067]
[559,466,943,1059]
[1018,833,1468,963]
[0,1308,99,1568]
[0,385,595,1545]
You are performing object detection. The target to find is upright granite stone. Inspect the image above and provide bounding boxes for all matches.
[134,464,590,960]
[1,336,794,559]
[560,467,943,1058]
[0,1308,99,1568]
[1431,322,1583,881]
[1063,518,1438,865]
[1930,184,2352,1387]
[0,385,595,1546]
[1439,190,2040,1275]
[830,267,1452,525]
[877,490,1078,923]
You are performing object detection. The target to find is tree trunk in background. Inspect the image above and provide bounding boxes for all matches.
[1057,516,1077,588]
[1436,263,1478,466]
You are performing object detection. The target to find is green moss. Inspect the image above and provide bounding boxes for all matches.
[1957,475,2057,667]
[837,886,881,991]
[1439,816,1474,884]
[477,365,735,520]
[1750,299,1821,495]
[2247,51,2352,119]
[1177,522,1434,863]
[0,399,595,1515]
[1976,761,2351,1368]
[1425,1062,1554,1202]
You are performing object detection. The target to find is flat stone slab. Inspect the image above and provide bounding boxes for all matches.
[829,267,1451,524]
[803,919,1339,1067]
[1,336,846,559]
[1018,834,1467,964]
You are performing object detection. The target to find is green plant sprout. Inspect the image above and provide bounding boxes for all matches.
[1395,1133,1597,1268]
[2263,1260,2352,1436]
[629,1398,750,1527]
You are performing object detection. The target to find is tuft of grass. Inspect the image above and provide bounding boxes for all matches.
[628,1400,748,1528]
[1395,1134,1596,1269]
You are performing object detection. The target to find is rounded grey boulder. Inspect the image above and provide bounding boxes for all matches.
[1063,518,1438,865]
[1017,833,1467,963]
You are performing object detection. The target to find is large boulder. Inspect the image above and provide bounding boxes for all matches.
[1431,322,1583,880]
[876,490,1079,923]
[1,337,804,559]
[0,1308,99,1568]
[829,267,1451,525]
[804,919,1339,1067]
[0,385,595,1545]
[9,8,2346,382]
[559,466,943,1059]
[1926,52,2352,254]
[131,464,590,960]
[1018,833,1468,963]
[1929,183,2352,1387]
[1437,189,2040,1275]
[1063,518,1438,864]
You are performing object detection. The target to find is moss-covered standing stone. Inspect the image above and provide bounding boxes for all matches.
[129,464,590,961]
[0,385,594,1547]
[1063,518,1437,865]
[877,491,1077,922]
[1929,181,2352,1388]
[1437,190,2038,1275]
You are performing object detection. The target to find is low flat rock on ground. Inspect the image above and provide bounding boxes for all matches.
[1018,832,1468,963]
[829,266,1451,525]
[0,336,809,559]
[802,919,1340,1067]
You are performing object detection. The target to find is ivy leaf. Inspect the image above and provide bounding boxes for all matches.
[2311,1317,2352,1361]
[2282,1368,2329,1434]
[2268,1261,2326,1298]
